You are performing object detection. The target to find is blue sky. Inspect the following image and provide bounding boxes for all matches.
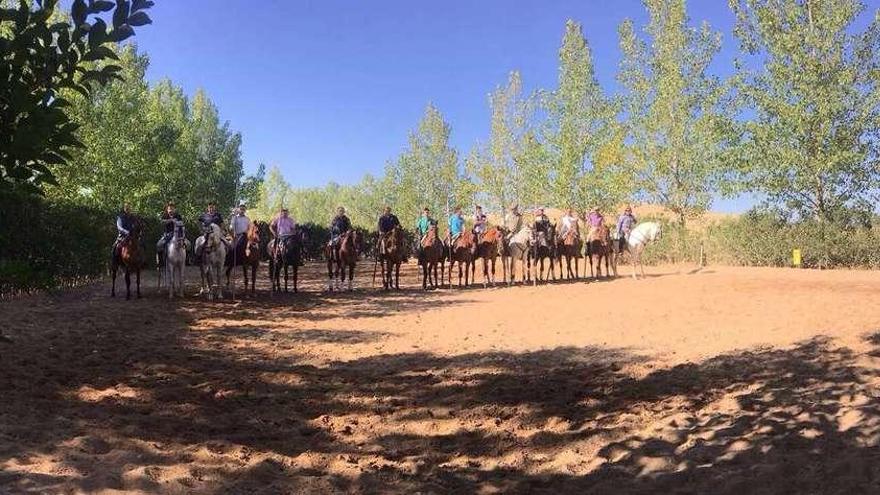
[133,1,751,211]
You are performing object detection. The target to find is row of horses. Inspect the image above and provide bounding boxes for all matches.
[109,219,661,299]
[381,221,662,290]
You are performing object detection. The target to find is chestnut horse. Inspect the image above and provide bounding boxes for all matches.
[587,224,612,279]
[447,230,476,288]
[326,230,360,291]
[474,226,501,287]
[111,219,145,299]
[420,224,445,290]
[380,226,407,290]
[556,228,582,280]
[226,223,260,292]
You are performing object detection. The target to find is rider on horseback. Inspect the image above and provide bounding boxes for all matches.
[229,203,251,257]
[157,201,182,262]
[329,206,352,260]
[269,207,296,259]
[560,207,580,240]
[587,207,605,240]
[377,206,400,258]
[112,203,136,263]
[415,207,436,263]
[473,205,487,243]
[615,205,637,251]
[503,204,523,242]
[194,201,225,259]
[447,206,465,246]
[533,207,551,235]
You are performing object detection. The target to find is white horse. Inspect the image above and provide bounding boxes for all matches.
[621,222,662,279]
[165,220,188,298]
[194,223,227,300]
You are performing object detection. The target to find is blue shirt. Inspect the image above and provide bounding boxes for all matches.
[448,214,464,236]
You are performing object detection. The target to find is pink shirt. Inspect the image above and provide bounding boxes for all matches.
[588,212,604,227]
[273,216,296,236]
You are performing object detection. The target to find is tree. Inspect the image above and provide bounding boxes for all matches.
[252,165,290,221]
[729,0,880,223]
[618,0,736,227]
[544,20,619,210]
[0,0,153,192]
[473,71,533,213]
[239,163,266,208]
[384,103,463,226]
[46,45,244,219]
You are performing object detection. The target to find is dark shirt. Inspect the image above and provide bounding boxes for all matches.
[330,215,351,236]
[534,216,550,234]
[161,212,182,233]
[378,213,400,234]
[116,213,135,234]
[198,212,223,229]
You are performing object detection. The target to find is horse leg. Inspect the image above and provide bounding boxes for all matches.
[394,262,400,290]
[124,269,131,300]
[136,269,141,298]
[327,260,334,291]
[111,263,117,297]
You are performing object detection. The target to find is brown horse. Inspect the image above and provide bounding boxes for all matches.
[227,223,260,292]
[326,230,360,291]
[380,226,407,290]
[587,224,612,279]
[556,228,582,280]
[447,230,476,288]
[111,220,145,300]
[420,224,445,290]
[474,227,502,287]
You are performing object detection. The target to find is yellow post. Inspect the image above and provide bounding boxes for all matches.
[792,248,802,268]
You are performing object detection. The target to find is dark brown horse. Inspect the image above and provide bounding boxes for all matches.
[380,226,407,290]
[226,223,260,292]
[532,224,557,284]
[420,224,445,290]
[326,230,360,291]
[474,227,502,287]
[587,224,612,279]
[447,230,476,288]
[556,228,582,280]
[111,219,145,300]
[270,230,302,293]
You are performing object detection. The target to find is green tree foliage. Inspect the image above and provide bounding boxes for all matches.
[618,0,736,226]
[729,0,880,223]
[46,46,245,220]
[0,0,153,192]
[239,162,265,208]
[384,103,466,226]
[544,20,621,211]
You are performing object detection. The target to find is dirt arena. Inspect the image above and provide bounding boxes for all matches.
[2,261,880,494]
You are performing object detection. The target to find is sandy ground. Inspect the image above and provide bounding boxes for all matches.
[2,261,880,494]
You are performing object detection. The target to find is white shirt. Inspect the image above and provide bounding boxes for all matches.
[561,215,577,233]
[231,214,251,236]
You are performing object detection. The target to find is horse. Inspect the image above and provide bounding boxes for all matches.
[196,223,227,300]
[255,221,272,261]
[270,230,302,293]
[447,230,476,288]
[326,230,361,291]
[556,227,582,280]
[505,226,532,284]
[623,222,662,279]
[474,226,502,287]
[165,219,187,298]
[532,224,557,284]
[420,224,445,290]
[586,224,612,279]
[226,223,260,293]
[380,226,407,290]
[111,219,145,300]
